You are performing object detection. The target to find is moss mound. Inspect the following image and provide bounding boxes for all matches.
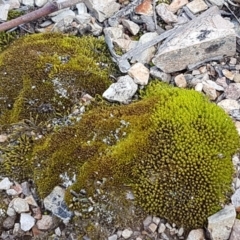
[0,33,116,125]
[1,82,239,230]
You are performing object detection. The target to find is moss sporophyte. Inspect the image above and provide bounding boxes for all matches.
[0,33,239,232]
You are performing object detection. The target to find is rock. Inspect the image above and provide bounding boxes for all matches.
[216,77,228,88]
[234,73,240,83]
[12,182,22,195]
[204,80,224,91]
[6,205,16,217]
[217,99,240,113]
[222,69,235,80]
[225,83,240,100]
[174,73,187,88]
[32,207,42,220]
[88,21,103,36]
[143,216,152,228]
[7,0,20,9]
[84,0,120,22]
[108,234,118,240]
[75,13,92,24]
[203,83,217,100]
[51,9,75,23]
[24,195,38,207]
[178,227,184,236]
[207,204,236,240]
[21,0,34,6]
[20,213,35,231]
[3,216,16,230]
[55,227,62,236]
[229,219,240,240]
[113,39,138,52]
[0,178,13,190]
[152,216,161,225]
[168,0,188,13]
[186,0,208,14]
[128,62,149,85]
[230,109,240,121]
[156,3,178,24]
[0,134,7,142]
[231,188,240,209]
[32,225,44,237]
[13,223,20,235]
[104,27,123,40]
[135,0,153,16]
[35,0,47,7]
[21,181,31,196]
[6,189,18,196]
[148,223,157,233]
[36,215,53,230]
[195,82,203,92]
[158,223,166,233]
[103,75,138,103]
[150,66,171,83]
[122,229,133,239]
[122,19,140,35]
[76,2,88,14]
[131,32,158,64]
[12,198,29,213]
[186,229,205,240]
[44,186,73,223]
[152,7,236,73]
[208,0,224,8]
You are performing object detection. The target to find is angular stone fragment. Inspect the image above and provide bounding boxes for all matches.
[8,0,20,10]
[207,205,236,240]
[0,3,9,21]
[202,83,217,100]
[231,188,240,209]
[225,83,240,100]
[208,0,224,8]
[156,3,178,24]
[76,2,88,14]
[186,0,208,14]
[128,62,149,85]
[217,99,240,113]
[21,0,34,6]
[143,216,152,228]
[174,74,187,88]
[152,7,236,73]
[158,223,166,233]
[113,39,138,52]
[150,66,171,83]
[148,223,157,233]
[122,19,140,35]
[36,215,53,230]
[0,177,13,190]
[168,0,188,13]
[122,229,133,239]
[104,27,123,40]
[135,0,153,16]
[186,229,204,240]
[51,9,75,23]
[35,0,47,7]
[3,216,16,230]
[20,213,35,231]
[12,198,29,213]
[103,75,138,103]
[84,0,120,22]
[229,219,240,240]
[204,80,224,91]
[222,69,235,80]
[195,82,203,92]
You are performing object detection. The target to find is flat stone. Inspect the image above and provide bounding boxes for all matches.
[21,181,31,196]
[135,0,153,16]
[36,215,53,230]
[76,2,88,14]
[234,73,240,83]
[203,83,217,100]
[215,77,228,88]
[156,3,178,24]
[12,198,29,213]
[208,0,224,8]
[44,186,73,223]
[148,223,157,233]
[231,188,240,209]
[186,0,208,14]
[131,32,158,64]
[195,82,203,92]
[158,223,166,233]
[178,227,184,236]
[24,195,38,207]
[207,204,236,240]
[103,75,138,103]
[204,80,224,91]
[217,99,240,113]
[122,19,140,35]
[21,0,33,6]
[6,189,18,196]
[75,13,92,25]
[222,69,235,80]
[113,39,138,52]
[3,216,16,230]
[13,223,20,235]
[84,0,120,22]
[150,66,171,83]
[152,7,236,73]
[128,62,149,85]
[20,213,35,231]
[51,9,75,23]
[225,83,240,100]
[229,219,240,240]
[104,27,123,40]
[55,227,62,236]
[186,229,204,240]
[168,0,188,13]
[35,0,47,7]
[7,0,20,9]
[6,205,16,217]
[108,234,118,240]
[32,207,42,220]
[174,73,187,88]
[122,229,133,239]
[152,216,161,225]
[143,216,152,228]
[0,178,13,190]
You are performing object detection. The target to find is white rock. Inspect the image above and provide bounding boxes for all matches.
[55,227,62,236]
[6,0,20,9]
[0,134,7,142]
[156,3,178,24]
[235,122,240,136]
[231,188,240,209]
[131,32,158,64]
[76,2,87,14]
[21,0,34,6]
[12,198,29,213]
[6,205,16,217]
[158,223,166,233]
[222,69,235,80]
[174,73,187,88]
[13,223,20,235]
[217,99,240,113]
[150,66,171,83]
[122,19,140,35]
[204,80,224,91]
[88,21,102,36]
[0,177,13,190]
[20,213,35,231]
[208,204,236,240]
[143,216,152,228]
[35,0,47,7]
[128,62,149,85]
[0,3,9,21]
[25,195,38,207]
[108,234,118,240]
[152,216,161,225]
[6,189,18,196]
[75,13,92,24]
[122,229,133,239]
[51,9,75,23]
[187,0,208,14]
[84,0,120,22]
[195,82,203,92]
[186,229,205,240]
[148,223,157,233]
[104,27,123,40]
[208,0,224,7]
[113,39,138,52]
[103,75,138,103]
[152,7,236,73]
[169,0,188,13]
[203,83,217,100]
[36,215,53,230]
[178,227,184,236]
[229,219,240,240]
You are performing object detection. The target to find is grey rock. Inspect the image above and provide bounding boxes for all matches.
[122,229,133,239]
[122,19,140,35]
[158,223,166,233]
[7,0,20,9]
[152,7,236,73]
[148,223,157,233]
[230,109,240,120]
[195,82,203,92]
[231,188,240,209]
[104,27,123,40]
[225,83,240,100]
[113,39,138,52]
[217,99,240,113]
[51,9,75,23]
[169,0,189,13]
[75,13,92,24]
[3,216,16,230]
[207,204,236,240]
[233,73,240,83]
[208,0,224,8]
[156,3,178,24]
[76,2,88,14]
[186,229,204,240]
[36,215,53,230]
[35,0,47,7]
[20,213,35,231]
[216,77,228,88]
[12,198,29,213]
[186,0,208,14]
[108,234,118,240]
[229,219,240,240]
[204,80,224,91]
[143,215,152,228]
[84,0,120,22]
[0,177,13,190]
[150,66,171,83]
[21,181,31,196]
[103,75,138,103]
[21,0,33,6]
[203,83,217,100]
[0,3,9,20]
[222,69,235,80]
[44,186,73,223]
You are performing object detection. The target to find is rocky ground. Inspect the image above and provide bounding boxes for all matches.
[0,0,240,239]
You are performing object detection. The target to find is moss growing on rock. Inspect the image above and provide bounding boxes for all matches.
[0,33,116,125]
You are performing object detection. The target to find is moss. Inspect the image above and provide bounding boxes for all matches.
[0,33,116,125]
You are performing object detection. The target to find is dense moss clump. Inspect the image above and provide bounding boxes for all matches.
[0,33,116,125]
[1,81,239,230]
